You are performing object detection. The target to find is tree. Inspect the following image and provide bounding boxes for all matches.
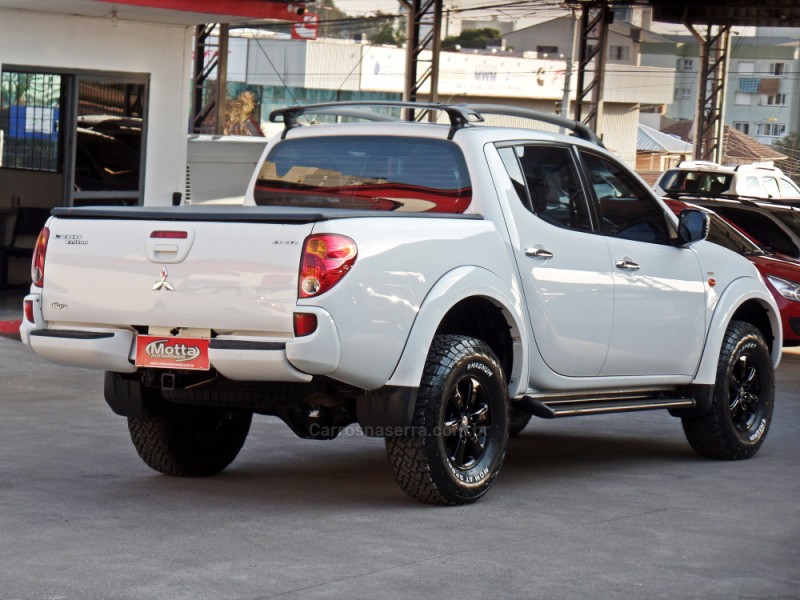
[442,28,501,51]
[368,15,405,47]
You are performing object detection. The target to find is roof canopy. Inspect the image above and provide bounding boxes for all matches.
[0,0,305,25]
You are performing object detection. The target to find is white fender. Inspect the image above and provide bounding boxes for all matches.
[386,265,529,397]
[693,276,782,385]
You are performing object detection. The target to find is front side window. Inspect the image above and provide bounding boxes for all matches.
[581,151,671,244]
[254,136,471,213]
[497,144,591,231]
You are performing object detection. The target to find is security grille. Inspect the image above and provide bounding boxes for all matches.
[0,71,62,171]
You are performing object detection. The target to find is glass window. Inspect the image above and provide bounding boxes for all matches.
[779,177,800,197]
[746,176,762,196]
[762,177,781,198]
[498,145,591,231]
[581,151,671,244]
[659,170,732,195]
[254,136,471,213]
[705,213,763,257]
[733,122,750,134]
[769,63,785,76]
[713,207,798,257]
[0,71,62,172]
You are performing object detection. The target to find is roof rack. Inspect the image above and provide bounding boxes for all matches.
[462,103,603,147]
[269,101,604,146]
[269,101,482,140]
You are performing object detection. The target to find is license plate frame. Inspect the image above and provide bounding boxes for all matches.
[135,335,210,371]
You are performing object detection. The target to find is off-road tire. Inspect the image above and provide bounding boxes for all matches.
[128,403,252,476]
[682,321,774,460]
[385,335,509,505]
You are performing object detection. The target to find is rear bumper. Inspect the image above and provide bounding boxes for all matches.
[28,328,138,373]
[22,297,341,382]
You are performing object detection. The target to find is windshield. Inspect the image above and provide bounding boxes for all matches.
[660,170,733,196]
[771,207,800,235]
[254,136,472,213]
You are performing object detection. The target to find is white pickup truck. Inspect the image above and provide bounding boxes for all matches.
[21,102,782,505]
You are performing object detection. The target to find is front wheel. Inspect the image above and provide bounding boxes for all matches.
[682,321,774,460]
[128,403,252,476]
[385,335,509,505]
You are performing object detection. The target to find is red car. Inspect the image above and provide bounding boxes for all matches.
[666,199,800,346]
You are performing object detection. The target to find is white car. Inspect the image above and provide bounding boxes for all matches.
[654,160,800,200]
[21,102,782,505]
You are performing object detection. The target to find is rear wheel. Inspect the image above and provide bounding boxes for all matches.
[682,321,773,460]
[128,403,252,476]
[385,335,509,505]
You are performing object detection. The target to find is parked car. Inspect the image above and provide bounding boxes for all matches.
[666,199,800,347]
[654,161,800,201]
[671,196,800,260]
[20,102,781,505]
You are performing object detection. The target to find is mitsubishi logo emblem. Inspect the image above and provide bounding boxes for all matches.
[152,266,175,291]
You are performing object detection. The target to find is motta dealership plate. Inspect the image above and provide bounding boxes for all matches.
[135,335,210,370]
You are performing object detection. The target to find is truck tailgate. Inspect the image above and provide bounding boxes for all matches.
[41,209,315,335]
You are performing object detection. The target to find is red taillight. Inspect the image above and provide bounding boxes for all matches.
[299,234,357,298]
[294,313,318,337]
[31,226,50,288]
[24,299,35,323]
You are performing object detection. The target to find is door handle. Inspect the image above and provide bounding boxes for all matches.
[615,259,640,271]
[525,247,554,259]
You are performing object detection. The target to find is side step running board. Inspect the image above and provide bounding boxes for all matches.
[515,390,695,419]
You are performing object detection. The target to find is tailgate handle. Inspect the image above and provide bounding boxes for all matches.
[145,229,195,264]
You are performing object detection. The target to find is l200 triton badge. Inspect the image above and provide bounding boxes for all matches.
[152,266,175,291]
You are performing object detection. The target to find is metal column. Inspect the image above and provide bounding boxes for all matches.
[686,23,731,163]
[574,2,611,136]
[402,0,443,121]
[191,23,230,134]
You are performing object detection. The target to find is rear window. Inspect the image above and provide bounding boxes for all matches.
[254,136,471,213]
[660,170,732,195]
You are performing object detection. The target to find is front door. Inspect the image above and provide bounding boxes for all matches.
[579,150,707,376]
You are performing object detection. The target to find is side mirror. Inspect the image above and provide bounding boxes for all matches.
[677,208,709,246]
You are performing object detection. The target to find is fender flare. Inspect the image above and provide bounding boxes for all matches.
[386,265,529,397]
[693,277,782,385]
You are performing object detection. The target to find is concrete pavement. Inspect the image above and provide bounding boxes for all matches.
[1,336,799,599]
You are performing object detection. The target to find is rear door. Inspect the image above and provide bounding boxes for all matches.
[494,143,613,378]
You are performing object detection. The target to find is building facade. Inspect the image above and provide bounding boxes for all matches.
[641,31,800,148]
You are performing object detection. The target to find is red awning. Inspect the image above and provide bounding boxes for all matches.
[93,0,305,22]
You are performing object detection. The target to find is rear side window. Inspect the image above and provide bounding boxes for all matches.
[254,136,471,213]
[497,145,592,231]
